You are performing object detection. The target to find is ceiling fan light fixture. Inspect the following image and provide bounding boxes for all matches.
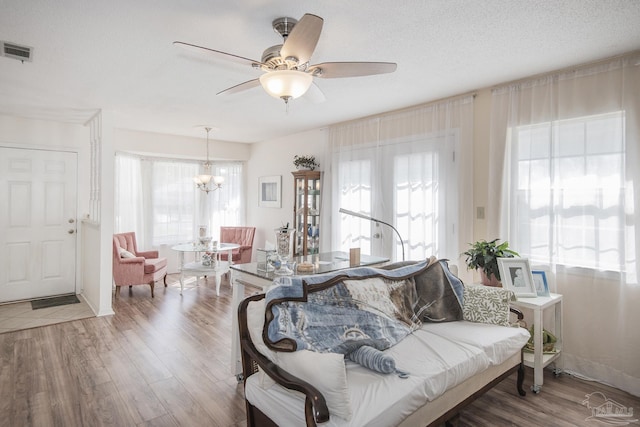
[259,70,313,101]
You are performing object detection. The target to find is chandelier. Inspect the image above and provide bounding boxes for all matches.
[194,127,224,193]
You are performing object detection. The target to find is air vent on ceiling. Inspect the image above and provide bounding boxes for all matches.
[2,41,33,62]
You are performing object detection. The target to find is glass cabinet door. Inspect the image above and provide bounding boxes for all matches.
[292,170,321,256]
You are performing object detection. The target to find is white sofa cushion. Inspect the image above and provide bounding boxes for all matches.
[422,321,530,365]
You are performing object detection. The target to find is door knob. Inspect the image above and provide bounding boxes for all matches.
[68,218,75,223]
[68,229,75,234]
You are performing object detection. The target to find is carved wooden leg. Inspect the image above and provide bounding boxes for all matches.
[517,360,527,396]
[115,286,120,297]
[149,281,155,298]
[163,274,167,287]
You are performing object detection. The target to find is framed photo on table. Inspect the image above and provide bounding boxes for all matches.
[258,175,281,208]
[531,270,551,297]
[497,258,537,298]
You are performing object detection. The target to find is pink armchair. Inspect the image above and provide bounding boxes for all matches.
[113,232,167,298]
[218,226,256,264]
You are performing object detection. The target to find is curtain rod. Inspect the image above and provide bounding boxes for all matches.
[330,91,477,130]
[491,49,640,90]
[115,151,243,165]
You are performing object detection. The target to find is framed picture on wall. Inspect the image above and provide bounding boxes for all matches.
[497,258,537,298]
[259,175,281,208]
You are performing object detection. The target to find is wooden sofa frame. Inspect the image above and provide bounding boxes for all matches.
[238,293,527,427]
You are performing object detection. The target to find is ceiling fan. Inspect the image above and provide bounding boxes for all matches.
[174,13,397,105]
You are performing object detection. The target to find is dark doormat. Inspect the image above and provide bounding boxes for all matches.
[31,294,81,310]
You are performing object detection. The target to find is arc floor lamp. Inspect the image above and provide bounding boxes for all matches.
[339,208,405,261]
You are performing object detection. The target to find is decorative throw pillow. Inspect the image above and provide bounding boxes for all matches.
[413,257,464,322]
[119,249,135,258]
[276,350,352,421]
[463,285,515,326]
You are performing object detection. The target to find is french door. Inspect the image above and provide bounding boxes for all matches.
[0,147,78,303]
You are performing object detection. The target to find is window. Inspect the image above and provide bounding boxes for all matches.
[115,154,244,248]
[151,160,199,245]
[339,158,373,254]
[509,111,628,273]
[337,134,456,260]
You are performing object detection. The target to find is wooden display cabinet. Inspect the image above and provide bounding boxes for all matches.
[292,170,321,256]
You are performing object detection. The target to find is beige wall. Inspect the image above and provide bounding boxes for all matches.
[114,128,251,161]
[246,128,328,253]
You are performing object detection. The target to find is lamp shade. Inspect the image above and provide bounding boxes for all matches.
[194,174,212,185]
[259,70,313,100]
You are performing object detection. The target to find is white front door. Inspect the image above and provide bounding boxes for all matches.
[0,147,78,303]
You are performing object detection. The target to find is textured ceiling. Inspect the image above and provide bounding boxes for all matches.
[1,0,639,143]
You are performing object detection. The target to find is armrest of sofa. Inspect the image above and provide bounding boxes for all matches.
[136,250,159,259]
[239,294,329,426]
[241,338,329,426]
[113,257,146,285]
[510,306,524,321]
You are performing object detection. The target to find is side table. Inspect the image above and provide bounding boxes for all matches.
[511,293,563,393]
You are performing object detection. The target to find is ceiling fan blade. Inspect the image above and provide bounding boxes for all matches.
[216,79,261,96]
[280,14,323,65]
[174,41,263,67]
[309,62,397,78]
[304,82,326,104]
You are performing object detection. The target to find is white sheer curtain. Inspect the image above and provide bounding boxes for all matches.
[488,52,640,395]
[206,162,244,241]
[324,95,474,266]
[114,153,244,248]
[150,159,200,246]
[114,154,145,242]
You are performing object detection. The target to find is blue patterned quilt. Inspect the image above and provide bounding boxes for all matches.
[264,261,433,354]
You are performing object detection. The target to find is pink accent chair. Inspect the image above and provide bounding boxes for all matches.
[218,226,256,264]
[113,232,167,298]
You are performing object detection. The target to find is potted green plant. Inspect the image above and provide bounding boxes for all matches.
[462,238,519,286]
[293,155,319,171]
